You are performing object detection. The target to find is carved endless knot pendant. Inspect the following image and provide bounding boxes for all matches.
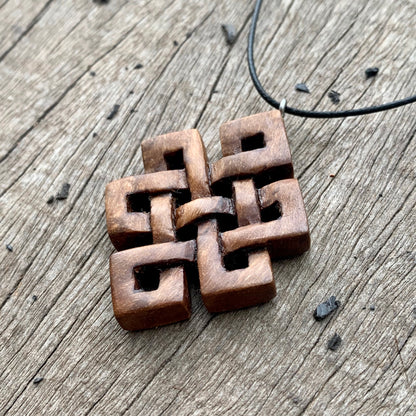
[105,110,310,330]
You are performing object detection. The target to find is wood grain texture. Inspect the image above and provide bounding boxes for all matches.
[0,0,415,414]
[105,170,188,250]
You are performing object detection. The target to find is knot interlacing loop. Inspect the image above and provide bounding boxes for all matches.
[105,110,310,330]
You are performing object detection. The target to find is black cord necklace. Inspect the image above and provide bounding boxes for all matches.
[248,0,416,118]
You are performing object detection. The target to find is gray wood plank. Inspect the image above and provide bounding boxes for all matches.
[0,0,415,415]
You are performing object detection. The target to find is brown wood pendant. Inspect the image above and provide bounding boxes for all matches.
[105,110,310,330]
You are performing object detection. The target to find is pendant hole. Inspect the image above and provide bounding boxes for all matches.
[126,193,150,213]
[223,250,249,271]
[217,215,238,232]
[176,224,198,242]
[164,149,185,170]
[241,132,265,152]
[133,266,160,291]
[123,232,153,249]
[261,201,282,222]
[173,189,192,208]
[211,179,233,199]
[254,165,294,188]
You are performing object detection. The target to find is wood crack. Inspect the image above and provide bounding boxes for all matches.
[0,14,142,166]
[121,316,215,415]
[0,0,415,413]
[0,0,55,63]
[351,323,416,416]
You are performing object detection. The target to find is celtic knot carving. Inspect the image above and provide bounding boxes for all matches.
[105,110,310,330]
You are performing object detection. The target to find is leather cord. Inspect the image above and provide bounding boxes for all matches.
[248,0,416,118]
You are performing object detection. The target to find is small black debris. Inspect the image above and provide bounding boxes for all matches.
[46,196,55,204]
[370,305,375,311]
[32,295,38,302]
[33,377,44,385]
[365,67,379,79]
[295,83,310,93]
[92,132,98,138]
[221,24,237,45]
[314,295,340,321]
[89,71,96,77]
[173,40,178,46]
[133,63,143,70]
[56,183,71,200]
[93,0,109,3]
[328,333,342,351]
[107,104,120,120]
[129,90,134,95]
[378,193,383,198]
[6,243,13,252]
[328,90,341,104]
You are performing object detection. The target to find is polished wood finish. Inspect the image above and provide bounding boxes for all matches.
[110,240,196,330]
[175,196,235,230]
[105,170,188,251]
[211,110,294,186]
[222,179,310,258]
[106,129,211,330]
[198,111,309,312]
[105,110,310,328]
[233,179,261,226]
[142,129,211,199]
[197,220,276,312]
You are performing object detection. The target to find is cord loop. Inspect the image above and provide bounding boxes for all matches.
[279,99,286,118]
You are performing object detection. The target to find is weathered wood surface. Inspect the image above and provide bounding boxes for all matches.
[0,0,415,414]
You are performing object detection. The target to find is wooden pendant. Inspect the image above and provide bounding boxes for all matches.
[105,110,310,330]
